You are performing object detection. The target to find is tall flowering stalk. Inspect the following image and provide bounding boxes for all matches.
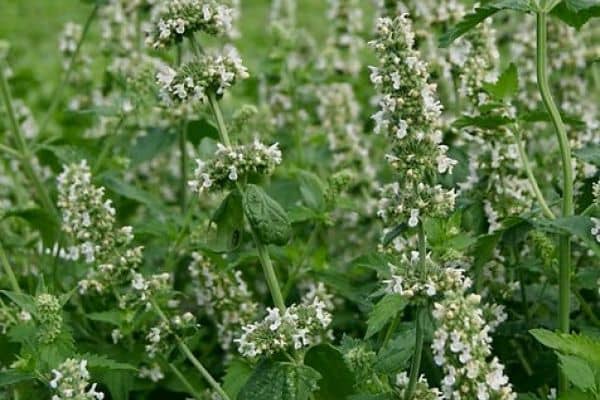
[370,15,514,399]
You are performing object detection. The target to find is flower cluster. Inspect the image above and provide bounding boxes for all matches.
[57,161,145,295]
[369,15,456,227]
[58,22,82,58]
[187,252,259,350]
[57,160,133,264]
[147,0,234,48]
[317,0,364,76]
[377,181,456,227]
[156,45,248,105]
[383,258,470,303]
[394,372,442,400]
[189,140,282,193]
[432,291,514,400]
[145,310,196,358]
[593,180,600,205]
[35,294,63,344]
[49,359,104,400]
[235,296,332,358]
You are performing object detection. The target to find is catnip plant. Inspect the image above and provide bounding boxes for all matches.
[0,0,599,400]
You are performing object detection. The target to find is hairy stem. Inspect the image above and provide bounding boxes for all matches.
[169,363,204,400]
[0,243,21,293]
[536,12,574,393]
[152,301,230,400]
[513,127,555,219]
[39,4,99,133]
[405,224,427,399]
[0,63,56,216]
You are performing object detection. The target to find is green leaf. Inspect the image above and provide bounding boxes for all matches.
[0,370,35,387]
[243,184,292,246]
[453,115,514,130]
[365,294,407,339]
[557,389,596,400]
[0,290,36,315]
[439,0,532,47]
[296,170,326,211]
[552,0,600,29]
[186,118,220,146]
[382,224,407,247]
[223,359,253,398]
[536,216,600,258]
[2,207,60,247]
[530,329,600,365]
[482,63,519,100]
[208,190,244,252]
[85,354,137,371]
[100,175,164,214]
[574,144,600,166]
[96,370,134,400]
[128,127,176,166]
[86,310,124,326]
[304,344,355,400]
[374,324,415,373]
[557,354,596,391]
[237,361,321,400]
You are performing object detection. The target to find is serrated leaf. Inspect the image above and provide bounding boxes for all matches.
[129,127,177,166]
[365,294,406,339]
[100,174,164,214]
[243,185,292,246]
[86,310,124,326]
[96,370,134,400]
[482,63,519,100]
[0,291,36,315]
[223,359,252,398]
[530,329,600,365]
[557,389,596,400]
[297,170,326,212]
[453,115,514,130]
[557,354,596,391]
[552,0,600,28]
[2,208,60,247]
[0,370,35,387]
[536,216,600,258]
[304,344,355,400]
[574,144,600,166]
[439,0,532,47]
[238,361,321,400]
[374,324,415,373]
[85,354,137,371]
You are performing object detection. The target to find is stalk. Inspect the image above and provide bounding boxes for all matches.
[207,90,285,311]
[0,243,21,293]
[513,127,555,219]
[151,301,231,400]
[176,45,188,212]
[0,63,56,216]
[536,12,574,393]
[189,36,286,311]
[405,224,427,399]
[39,4,99,133]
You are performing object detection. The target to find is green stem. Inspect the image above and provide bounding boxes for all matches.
[513,126,555,220]
[405,224,427,400]
[38,4,99,133]
[151,301,230,400]
[169,363,203,400]
[253,230,286,311]
[179,124,188,212]
[0,243,21,293]
[405,308,425,400]
[536,12,574,394]
[0,63,56,216]
[191,35,285,311]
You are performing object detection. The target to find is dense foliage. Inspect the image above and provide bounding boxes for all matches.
[0,0,600,399]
